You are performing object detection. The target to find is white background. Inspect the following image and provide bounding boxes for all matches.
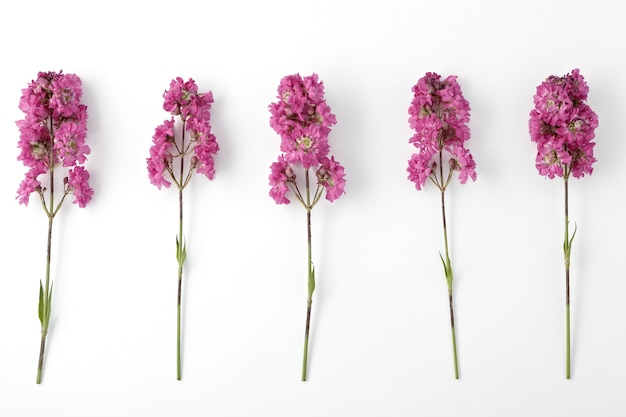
[1,0,624,416]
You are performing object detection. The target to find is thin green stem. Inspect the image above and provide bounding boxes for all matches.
[449,293,459,379]
[302,169,314,381]
[438,151,458,379]
[36,215,54,384]
[176,122,186,381]
[177,284,182,381]
[441,189,450,263]
[302,298,312,381]
[564,175,571,379]
[37,124,56,384]
[177,187,184,381]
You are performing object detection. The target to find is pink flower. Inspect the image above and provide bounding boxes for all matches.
[55,121,90,167]
[188,118,219,180]
[148,78,218,189]
[49,73,83,118]
[268,73,345,205]
[407,72,475,190]
[529,68,598,179]
[450,145,477,184]
[147,119,175,189]
[317,156,346,202]
[407,151,434,191]
[16,71,92,207]
[269,73,336,169]
[269,155,294,205]
[16,166,45,206]
[67,166,94,208]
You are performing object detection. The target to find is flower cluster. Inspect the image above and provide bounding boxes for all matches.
[268,73,345,204]
[407,72,476,190]
[147,77,219,189]
[529,68,598,179]
[16,71,93,207]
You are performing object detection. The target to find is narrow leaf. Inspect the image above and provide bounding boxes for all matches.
[38,281,44,326]
[438,252,447,275]
[569,222,578,248]
[180,239,187,265]
[308,264,316,296]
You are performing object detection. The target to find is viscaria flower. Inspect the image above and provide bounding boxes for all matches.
[406,72,476,379]
[528,68,598,379]
[15,70,93,384]
[268,73,345,381]
[147,77,219,380]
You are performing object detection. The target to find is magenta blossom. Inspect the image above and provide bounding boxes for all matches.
[16,71,92,207]
[316,156,346,202]
[68,166,94,208]
[269,73,337,170]
[268,73,345,205]
[269,155,294,205]
[267,73,345,381]
[147,77,219,187]
[406,72,475,190]
[529,68,598,179]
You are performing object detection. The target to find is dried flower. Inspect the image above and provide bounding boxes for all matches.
[147,77,219,380]
[268,73,345,381]
[529,68,598,378]
[406,72,476,379]
[16,70,93,383]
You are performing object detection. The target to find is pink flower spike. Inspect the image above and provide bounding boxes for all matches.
[269,73,336,169]
[529,68,598,179]
[406,72,474,191]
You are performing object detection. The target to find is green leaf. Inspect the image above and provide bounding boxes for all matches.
[175,235,187,266]
[439,252,454,291]
[308,263,316,296]
[569,222,578,249]
[180,239,187,265]
[38,281,44,326]
[439,252,447,275]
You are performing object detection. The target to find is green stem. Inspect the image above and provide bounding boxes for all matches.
[302,170,314,381]
[302,298,312,381]
[176,122,186,381]
[564,176,571,379]
[177,187,184,381]
[36,215,54,384]
[37,129,56,384]
[449,293,459,379]
[440,178,459,379]
[176,290,182,380]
